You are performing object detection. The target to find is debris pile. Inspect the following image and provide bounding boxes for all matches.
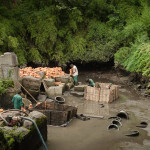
[20,67,66,79]
[107,110,148,137]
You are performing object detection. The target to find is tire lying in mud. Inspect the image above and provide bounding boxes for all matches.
[116,110,129,119]
[112,120,122,127]
[108,124,119,131]
[136,121,148,128]
[125,130,139,136]
[55,96,65,104]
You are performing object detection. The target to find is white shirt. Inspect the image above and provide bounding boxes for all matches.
[72,65,78,76]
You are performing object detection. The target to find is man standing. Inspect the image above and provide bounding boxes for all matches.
[86,78,95,87]
[12,90,24,111]
[70,64,78,85]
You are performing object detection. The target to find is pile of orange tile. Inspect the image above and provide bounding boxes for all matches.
[20,67,66,79]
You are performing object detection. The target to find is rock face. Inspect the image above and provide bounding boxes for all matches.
[22,76,42,97]
[0,110,47,150]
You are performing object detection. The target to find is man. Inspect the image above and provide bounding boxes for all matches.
[86,78,95,87]
[12,90,25,111]
[70,64,78,85]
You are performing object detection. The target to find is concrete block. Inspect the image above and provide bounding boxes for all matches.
[43,78,55,87]
[37,94,47,102]
[0,52,18,66]
[74,85,86,92]
[66,82,74,90]
[55,76,61,82]
[29,111,46,121]
[1,65,19,81]
[55,75,71,83]
[46,86,63,98]
[61,75,70,83]
[22,76,42,90]
[59,83,66,92]
[23,120,33,129]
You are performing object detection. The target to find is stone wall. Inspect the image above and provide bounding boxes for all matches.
[0,52,21,108]
[0,52,19,81]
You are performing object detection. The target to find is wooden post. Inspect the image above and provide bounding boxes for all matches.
[24,94,27,109]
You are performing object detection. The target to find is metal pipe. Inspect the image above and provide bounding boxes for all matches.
[20,116,48,150]
[83,114,104,119]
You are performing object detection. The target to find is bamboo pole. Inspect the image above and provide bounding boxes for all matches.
[17,81,38,103]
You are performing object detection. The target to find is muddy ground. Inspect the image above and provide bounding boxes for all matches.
[40,69,150,150]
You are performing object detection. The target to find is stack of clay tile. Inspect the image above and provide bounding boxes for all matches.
[20,67,66,79]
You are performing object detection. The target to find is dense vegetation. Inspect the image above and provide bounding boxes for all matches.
[0,79,14,95]
[0,0,150,76]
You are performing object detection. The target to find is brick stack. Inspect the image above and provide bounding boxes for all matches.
[84,86,100,102]
[84,83,119,103]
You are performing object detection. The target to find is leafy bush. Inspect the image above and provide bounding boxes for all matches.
[115,42,150,77]
[0,80,14,95]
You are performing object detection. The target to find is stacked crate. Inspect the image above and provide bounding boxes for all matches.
[84,83,119,103]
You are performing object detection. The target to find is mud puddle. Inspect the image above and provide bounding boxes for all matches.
[39,71,150,150]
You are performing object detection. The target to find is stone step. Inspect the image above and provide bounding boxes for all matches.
[70,91,84,97]
[74,85,86,92]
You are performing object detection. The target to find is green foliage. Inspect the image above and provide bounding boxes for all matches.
[0,79,14,95]
[115,41,150,77]
[0,0,150,76]
[28,48,42,64]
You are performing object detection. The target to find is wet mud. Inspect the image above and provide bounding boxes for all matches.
[40,70,150,150]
